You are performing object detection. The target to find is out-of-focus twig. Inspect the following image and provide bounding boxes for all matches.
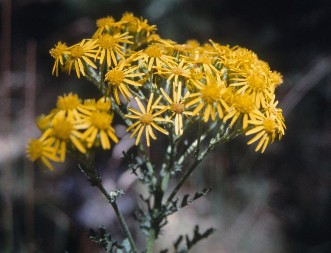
[281,56,331,117]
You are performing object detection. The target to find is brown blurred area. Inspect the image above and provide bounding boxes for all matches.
[1,0,331,252]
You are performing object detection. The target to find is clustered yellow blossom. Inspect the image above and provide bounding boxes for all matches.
[27,94,118,170]
[28,13,286,170]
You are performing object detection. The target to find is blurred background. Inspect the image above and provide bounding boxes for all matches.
[1,0,331,252]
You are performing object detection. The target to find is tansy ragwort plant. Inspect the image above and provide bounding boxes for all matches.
[26,13,286,253]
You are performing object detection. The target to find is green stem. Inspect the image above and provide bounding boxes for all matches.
[146,229,156,253]
[94,180,138,253]
[166,158,201,206]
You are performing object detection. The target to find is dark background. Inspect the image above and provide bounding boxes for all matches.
[1,0,331,252]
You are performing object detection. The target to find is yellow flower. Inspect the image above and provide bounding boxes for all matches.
[186,74,229,122]
[245,111,284,153]
[125,93,170,146]
[269,70,283,91]
[223,93,260,129]
[158,82,194,135]
[49,42,70,77]
[132,44,176,71]
[263,95,286,137]
[146,34,175,47]
[155,59,191,86]
[26,138,60,171]
[41,113,86,161]
[94,16,116,36]
[137,17,157,37]
[66,39,98,78]
[77,110,118,150]
[120,12,140,33]
[55,93,92,121]
[95,96,112,112]
[105,63,144,104]
[95,32,133,67]
[36,114,53,131]
[184,51,218,75]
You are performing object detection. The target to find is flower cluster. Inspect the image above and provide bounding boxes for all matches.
[27,94,118,170]
[27,12,285,170]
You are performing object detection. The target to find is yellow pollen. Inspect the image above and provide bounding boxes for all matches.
[91,111,112,129]
[70,45,84,58]
[140,113,153,124]
[98,34,117,49]
[263,118,276,133]
[247,72,267,91]
[52,118,73,140]
[57,94,81,110]
[201,83,221,104]
[234,94,255,113]
[171,103,184,114]
[106,69,125,86]
[145,45,162,58]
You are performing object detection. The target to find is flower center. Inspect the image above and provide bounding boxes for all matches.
[98,34,117,49]
[70,45,84,59]
[140,113,153,124]
[145,45,162,58]
[27,139,43,161]
[234,94,255,113]
[91,111,112,129]
[263,118,276,133]
[50,42,68,58]
[172,66,184,76]
[247,72,267,91]
[171,103,184,114]
[201,82,222,104]
[57,93,81,110]
[106,69,125,86]
[52,118,73,140]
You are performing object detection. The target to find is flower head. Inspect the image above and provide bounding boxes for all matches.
[223,93,260,129]
[41,113,86,161]
[245,110,284,153]
[94,16,116,36]
[66,39,98,78]
[158,82,194,135]
[125,93,171,146]
[77,110,118,150]
[133,44,176,71]
[55,93,92,121]
[186,74,229,122]
[95,32,133,67]
[155,59,191,86]
[26,138,60,171]
[50,42,70,76]
[105,63,144,104]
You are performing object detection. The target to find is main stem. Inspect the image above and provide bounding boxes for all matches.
[93,179,137,252]
[146,229,155,253]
